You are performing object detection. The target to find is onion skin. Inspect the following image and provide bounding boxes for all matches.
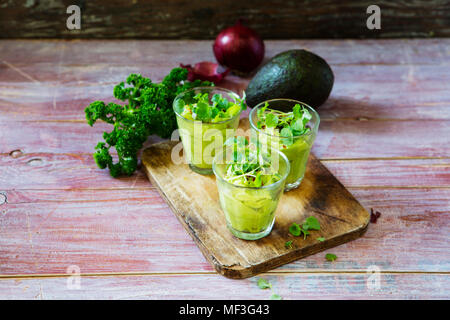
[213,21,265,74]
[180,62,229,84]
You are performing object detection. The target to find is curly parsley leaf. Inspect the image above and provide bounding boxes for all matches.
[85,68,213,177]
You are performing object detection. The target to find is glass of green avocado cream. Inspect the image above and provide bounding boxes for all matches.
[249,99,320,191]
[173,87,246,175]
[213,139,290,240]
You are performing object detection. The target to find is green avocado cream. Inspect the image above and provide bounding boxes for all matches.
[174,89,246,172]
[213,139,288,239]
[279,136,311,185]
[176,116,240,169]
[219,188,279,233]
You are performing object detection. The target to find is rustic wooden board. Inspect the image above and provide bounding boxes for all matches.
[141,123,370,279]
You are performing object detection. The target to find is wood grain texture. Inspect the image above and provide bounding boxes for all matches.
[0,39,449,298]
[2,65,450,121]
[1,153,449,190]
[1,188,449,275]
[141,137,370,278]
[2,119,449,158]
[2,39,449,66]
[0,1,449,39]
[1,273,449,300]
[2,39,450,122]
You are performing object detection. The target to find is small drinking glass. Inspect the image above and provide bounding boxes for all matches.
[173,87,242,175]
[212,146,290,240]
[249,99,320,191]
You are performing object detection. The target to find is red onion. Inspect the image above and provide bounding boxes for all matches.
[180,62,230,84]
[213,21,265,74]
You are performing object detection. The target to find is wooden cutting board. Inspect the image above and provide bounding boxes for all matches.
[142,118,370,279]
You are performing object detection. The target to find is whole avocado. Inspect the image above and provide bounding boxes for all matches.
[245,49,334,109]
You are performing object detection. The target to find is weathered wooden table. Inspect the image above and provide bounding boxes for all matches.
[0,39,449,299]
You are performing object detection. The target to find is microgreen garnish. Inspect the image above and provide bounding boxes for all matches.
[256,102,312,144]
[289,216,321,240]
[285,240,293,249]
[178,91,246,123]
[325,253,337,262]
[257,278,272,289]
[223,138,282,188]
[316,237,325,242]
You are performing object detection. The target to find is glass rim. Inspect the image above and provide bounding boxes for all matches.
[173,86,242,125]
[212,145,291,190]
[249,98,320,138]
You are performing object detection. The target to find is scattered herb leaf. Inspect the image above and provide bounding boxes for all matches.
[289,223,302,237]
[257,278,272,289]
[304,216,321,231]
[270,293,283,300]
[285,241,293,249]
[289,216,321,240]
[316,237,325,242]
[325,253,337,262]
[302,229,310,240]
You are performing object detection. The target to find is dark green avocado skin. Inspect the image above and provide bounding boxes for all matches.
[245,49,334,109]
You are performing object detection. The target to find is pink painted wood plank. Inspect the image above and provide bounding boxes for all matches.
[1,188,448,275]
[1,119,449,158]
[0,153,151,190]
[1,153,449,190]
[1,39,449,298]
[322,159,450,187]
[1,39,449,126]
[315,119,450,159]
[0,273,448,300]
[1,64,449,121]
[1,39,448,66]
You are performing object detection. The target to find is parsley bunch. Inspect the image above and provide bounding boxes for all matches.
[256,103,312,146]
[85,68,212,177]
[222,137,282,188]
[174,91,246,122]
